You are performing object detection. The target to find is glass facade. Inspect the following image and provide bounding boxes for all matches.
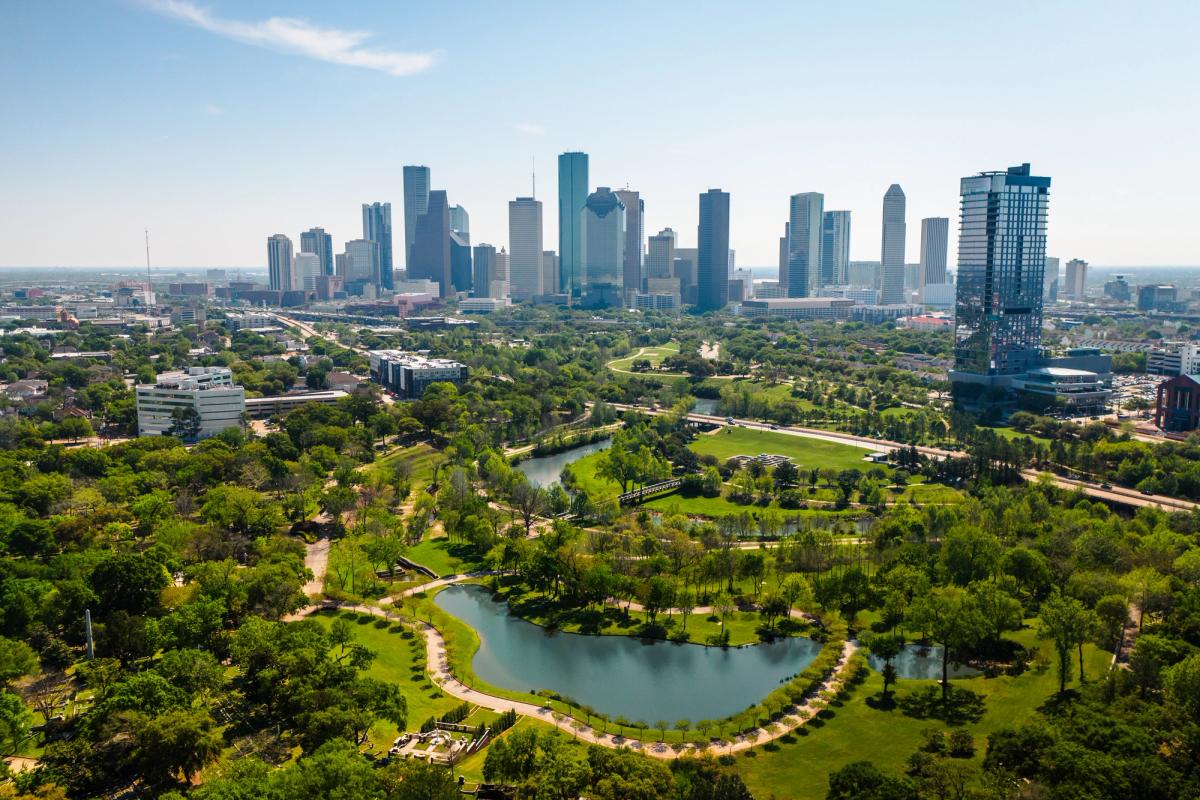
[953,164,1050,376]
[557,152,588,296]
[580,188,624,296]
[361,202,393,290]
[697,189,731,311]
[786,193,823,297]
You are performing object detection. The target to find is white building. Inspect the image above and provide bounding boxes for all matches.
[267,234,294,292]
[646,228,676,280]
[736,297,856,320]
[508,197,543,301]
[368,350,467,398]
[1148,341,1200,376]
[136,367,246,440]
[294,252,322,291]
[919,217,949,290]
[880,185,907,304]
[460,297,510,314]
[921,282,956,309]
[1065,259,1088,300]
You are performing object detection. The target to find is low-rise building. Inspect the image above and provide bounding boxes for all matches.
[136,367,246,440]
[736,297,856,320]
[1011,366,1112,414]
[368,351,468,399]
[1156,374,1200,432]
[244,390,348,419]
[459,297,510,314]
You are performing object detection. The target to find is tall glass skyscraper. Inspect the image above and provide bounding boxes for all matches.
[557,152,588,296]
[402,166,430,268]
[785,193,823,297]
[267,234,293,292]
[449,205,469,241]
[362,202,393,290]
[411,190,451,297]
[952,164,1050,380]
[820,210,851,287]
[919,217,950,288]
[880,184,907,304]
[697,189,730,311]
[580,188,624,301]
[299,228,333,277]
[614,189,643,300]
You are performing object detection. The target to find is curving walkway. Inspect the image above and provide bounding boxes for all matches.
[290,573,858,758]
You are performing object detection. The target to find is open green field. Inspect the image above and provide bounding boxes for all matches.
[985,426,1052,446]
[692,427,878,472]
[607,342,680,371]
[406,537,486,577]
[736,625,1113,800]
[369,443,445,485]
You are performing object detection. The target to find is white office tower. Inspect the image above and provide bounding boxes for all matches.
[343,239,382,287]
[508,197,544,301]
[918,217,949,302]
[821,211,851,286]
[880,184,907,304]
[136,367,246,440]
[785,193,824,297]
[267,234,294,291]
[293,252,321,291]
[1065,259,1088,300]
[495,248,509,282]
[614,189,643,299]
[647,228,676,280]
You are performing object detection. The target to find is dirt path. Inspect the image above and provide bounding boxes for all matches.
[302,537,331,598]
[290,574,856,757]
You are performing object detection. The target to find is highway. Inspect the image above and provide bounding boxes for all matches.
[603,402,1199,513]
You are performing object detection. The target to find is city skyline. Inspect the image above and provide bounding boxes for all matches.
[4,2,1198,269]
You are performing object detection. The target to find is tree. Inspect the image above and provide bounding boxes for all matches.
[132,709,224,786]
[1038,590,1095,694]
[0,691,32,756]
[827,760,917,800]
[167,406,203,441]
[909,588,985,701]
[641,577,675,623]
[510,479,547,535]
[969,581,1023,644]
[382,758,460,800]
[0,637,39,687]
[759,593,789,632]
[866,633,903,700]
[90,553,168,615]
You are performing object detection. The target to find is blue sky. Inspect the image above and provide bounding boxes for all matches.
[3,0,1197,268]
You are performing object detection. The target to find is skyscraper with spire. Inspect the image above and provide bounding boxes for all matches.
[880,184,907,304]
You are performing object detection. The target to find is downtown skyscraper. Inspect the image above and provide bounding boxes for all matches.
[402,165,430,268]
[267,234,293,292]
[697,189,731,311]
[785,193,823,297]
[580,188,625,305]
[952,164,1049,382]
[880,184,907,304]
[508,196,544,301]
[299,228,333,277]
[614,189,643,301]
[411,189,451,297]
[557,152,588,296]
[820,210,851,287]
[919,217,950,288]
[362,202,393,290]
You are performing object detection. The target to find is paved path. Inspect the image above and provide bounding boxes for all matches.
[291,574,857,757]
[302,537,330,598]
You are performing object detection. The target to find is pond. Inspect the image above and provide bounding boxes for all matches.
[434,584,822,723]
[516,438,611,488]
[865,642,981,680]
[693,397,720,415]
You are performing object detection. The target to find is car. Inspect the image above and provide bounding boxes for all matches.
[1100,482,1112,489]
[725,417,734,424]
[769,424,779,430]
[1140,488,1155,496]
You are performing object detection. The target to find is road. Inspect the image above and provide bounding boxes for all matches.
[273,313,394,405]
[604,402,1199,513]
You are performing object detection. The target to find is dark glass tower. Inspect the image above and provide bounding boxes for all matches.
[697,189,730,312]
[411,190,451,297]
[361,202,393,291]
[299,227,333,276]
[953,163,1050,380]
[557,152,588,296]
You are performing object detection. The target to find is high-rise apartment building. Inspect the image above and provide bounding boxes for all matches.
[411,190,451,297]
[614,189,643,298]
[880,184,907,304]
[300,227,333,277]
[647,228,676,280]
[785,193,823,297]
[952,164,1049,382]
[697,188,731,312]
[557,152,588,296]
[402,165,431,268]
[580,187,625,301]
[1044,256,1061,301]
[508,196,544,301]
[821,211,851,287]
[449,205,470,241]
[267,234,293,292]
[362,202,393,290]
[342,239,382,294]
[472,244,497,297]
[1065,258,1088,300]
[919,217,949,289]
[293,252,321,291]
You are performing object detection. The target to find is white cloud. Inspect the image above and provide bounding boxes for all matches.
[203,104,224,115]
[514,122,547,136]
[143,0,437,77]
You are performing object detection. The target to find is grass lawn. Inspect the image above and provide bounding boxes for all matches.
[406,537,486,577]
[308,609,460,738]
[370,443,445,485]
[736,626,1113,800]
[607,342,680,372]
[692,427,878,473]
[984,426,1052,446]
[723,379,816,408]
[880,406,919,418]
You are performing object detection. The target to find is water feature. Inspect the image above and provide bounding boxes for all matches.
[693,397,720,415]
[434,584,822,722]
[865,642,981,680]
[516,438,611,488]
